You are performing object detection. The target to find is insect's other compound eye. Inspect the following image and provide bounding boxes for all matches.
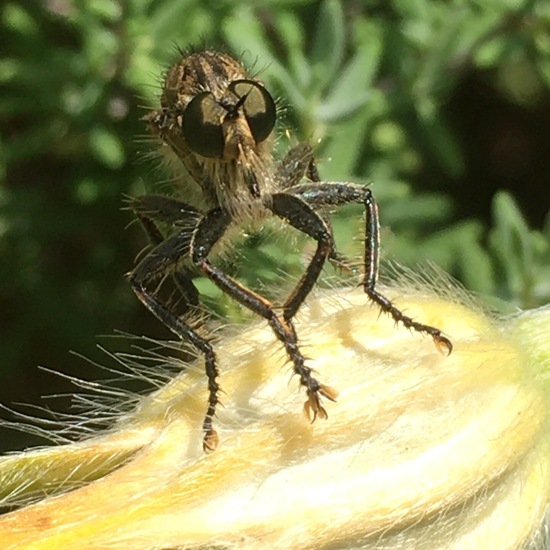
[182,92,225,158]
[228,80,276,144]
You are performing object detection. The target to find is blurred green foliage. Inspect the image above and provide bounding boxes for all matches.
[0,0,549,448]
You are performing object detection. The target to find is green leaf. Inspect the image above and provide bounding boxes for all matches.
[318,107,372,179]
[87,0,122,21]
[3,3,38,35]
[489,191,533,304]
[222,8,293,93]
[310,0,345,90]
[415,116,465,178]
[393,0,430,21]
[89,126,126,169]
[383,193,453,228]
[148,1,212,48]
[452,221,496,296]
[315,36,382,122]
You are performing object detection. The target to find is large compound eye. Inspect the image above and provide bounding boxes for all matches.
[182,92,225,158]
[228,80,276,144]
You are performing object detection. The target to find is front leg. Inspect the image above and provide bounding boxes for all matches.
[288,181,453,354]
[191,208,338,422]
[127,229,221,452]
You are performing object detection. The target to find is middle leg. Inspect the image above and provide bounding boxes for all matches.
[276,144,354,272]
[268,192,334,321]
[287,181,453,354]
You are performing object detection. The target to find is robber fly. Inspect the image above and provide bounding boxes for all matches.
[128,49,452,452]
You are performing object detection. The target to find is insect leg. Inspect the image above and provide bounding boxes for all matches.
[132,195,204,294]
[268,193,333,321]
[277,146,351,271]
[130,195,202,310]
[128,224,220,452]
[288,182,453,354]
[191,208,337,423]
[277,143,317,189]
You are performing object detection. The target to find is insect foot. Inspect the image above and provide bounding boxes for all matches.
[303,383,339,423]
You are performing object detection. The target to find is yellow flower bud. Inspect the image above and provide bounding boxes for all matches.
[1,283,549,549]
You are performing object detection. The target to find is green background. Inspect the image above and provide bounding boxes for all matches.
[1,0,549,451]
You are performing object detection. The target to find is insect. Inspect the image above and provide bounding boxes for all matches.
[128,49,452,452]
